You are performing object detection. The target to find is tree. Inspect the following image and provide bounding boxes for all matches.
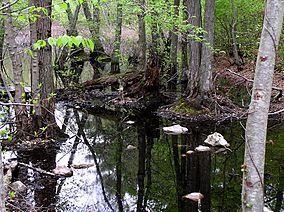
[168,0,180,91]
[241,0,284,211]
[30,0,56,137]
[0,143,4,212]
[200,0,216,95]
[111,1,123,74]
[137,0,146,71]
[185,0,202,98]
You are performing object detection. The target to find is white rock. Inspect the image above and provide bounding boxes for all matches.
[195,145,211,152]
[183,192,204,202]
[126,145,137,150]
[263,206,273,212]
[10,181,27,193]
[186,150,195,155]
[204,132,230,147]
[163,124,188,135]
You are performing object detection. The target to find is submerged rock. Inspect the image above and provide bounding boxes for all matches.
[52,166,73,177]
[204,132,230,147]
[10,181,27,193]
[163,124,188,135]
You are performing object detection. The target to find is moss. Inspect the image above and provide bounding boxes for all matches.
[171,99,203,114]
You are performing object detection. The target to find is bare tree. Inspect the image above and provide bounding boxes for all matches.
[242,0,284,211]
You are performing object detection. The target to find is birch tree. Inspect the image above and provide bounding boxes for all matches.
[0,143,4,212]
[242,0,284,211]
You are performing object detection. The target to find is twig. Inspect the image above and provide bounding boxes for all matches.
[268,108,284,115]
[0,0,19,11]
[226,68,283,91]
[18,162,55,177]
[0,102,34,107]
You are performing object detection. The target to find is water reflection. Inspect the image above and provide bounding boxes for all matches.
[4,105,284,211]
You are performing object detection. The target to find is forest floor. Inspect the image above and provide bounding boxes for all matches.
[56,56,284,123]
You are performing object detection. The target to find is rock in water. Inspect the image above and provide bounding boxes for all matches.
[163,124,188,135]
[195,145,211,152]
[10,181,27,193]
[204,132,229,147]
[182,192,204,202]
[52,166,73,177]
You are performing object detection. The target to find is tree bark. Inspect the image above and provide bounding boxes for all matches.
[111,2,123,74]
[186,0,202,97]
[137,0,146,71]
[242,1,284,211]
[230,0,243,70]
[0,143,5,212]
[82,0,106,80]
[168,0,180,91]
[200,0,215,95]
[33,0,56,137]
[4,1,27,135]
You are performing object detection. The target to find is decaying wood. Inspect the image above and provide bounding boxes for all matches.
[83,71,144,92]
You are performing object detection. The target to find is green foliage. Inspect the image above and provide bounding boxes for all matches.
[215,0,264,58]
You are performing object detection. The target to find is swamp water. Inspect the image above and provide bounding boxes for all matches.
[3,104,284,211]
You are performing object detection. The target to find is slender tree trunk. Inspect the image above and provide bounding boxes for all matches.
[200,0,215,95]
[242,1,284,211]
[181,0,189,93]
[29,0,41,117]
[230,0,243,70]
[111,1,123,74]
[4,2,27,134]
[186,0,202,97]
[0,143,5,212]
[138,0,146,71]
[168,0,180,91]
[82,0,106,80]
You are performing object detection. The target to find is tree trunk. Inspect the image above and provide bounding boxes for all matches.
[242,1,284,211]
[137,0,146,71]
[186,0,202,97]
[4,1,27,135]
[200,0,215,95]
[33,0,56,138]
[111,2,123,74]
[0,143,5,212]
[29,0,41,117]
[230,0,243,70]
[168,0,180,91]
[82,0,106,80]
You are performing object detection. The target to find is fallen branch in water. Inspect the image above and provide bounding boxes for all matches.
[18,162,55,177]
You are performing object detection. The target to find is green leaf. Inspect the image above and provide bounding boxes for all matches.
[0,129,7,137]
[48,37,57,46]
[62,2,68,10]
[7,135,12,142]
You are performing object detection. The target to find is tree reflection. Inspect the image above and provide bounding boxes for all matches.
[170,125,211,212]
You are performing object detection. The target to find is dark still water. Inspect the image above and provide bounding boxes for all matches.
[4,104,284,211]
